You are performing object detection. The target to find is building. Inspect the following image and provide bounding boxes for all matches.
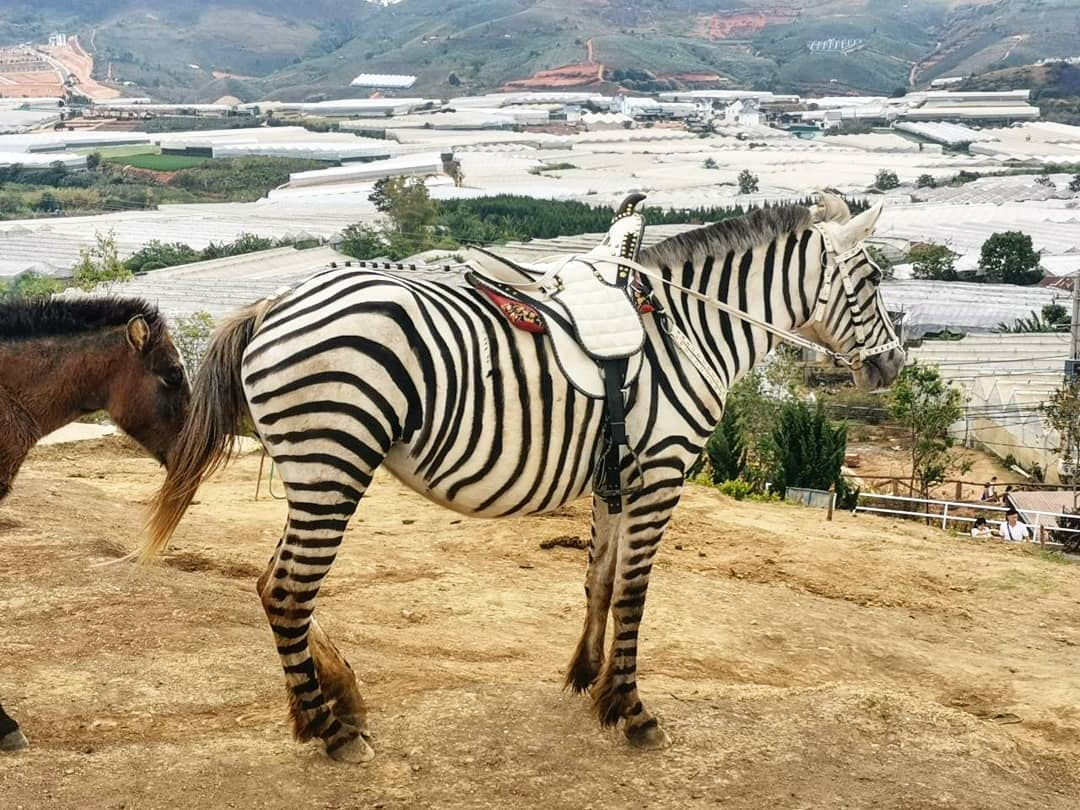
[350,73,418,90]
[723,99,761,127]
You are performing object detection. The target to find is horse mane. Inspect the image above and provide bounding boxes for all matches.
[641,204,814,267]
[0,296,167,343]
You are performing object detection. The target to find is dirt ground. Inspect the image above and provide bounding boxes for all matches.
[847,428,1021,503]
[1,437,1079,809]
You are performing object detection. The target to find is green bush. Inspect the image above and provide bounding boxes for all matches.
[705,406,747,484]
[717,479,756,501]
[172,311,215,373]
[770,399,848,496]
[910,243,957,281]
[738,169,760,194]
[874,169,900,191]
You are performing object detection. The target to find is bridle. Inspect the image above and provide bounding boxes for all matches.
[586,224,901,378]
[809,224,902,369]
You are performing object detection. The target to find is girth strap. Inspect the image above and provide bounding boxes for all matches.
[593,193,646,514]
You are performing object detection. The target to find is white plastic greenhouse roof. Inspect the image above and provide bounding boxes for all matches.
[894,121,998,147]
[881,280,1062,337]
[350,73,418,89]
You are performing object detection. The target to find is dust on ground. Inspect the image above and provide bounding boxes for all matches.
[1,437,1078,809]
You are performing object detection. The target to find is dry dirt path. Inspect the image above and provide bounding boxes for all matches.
[1,437,1078,809]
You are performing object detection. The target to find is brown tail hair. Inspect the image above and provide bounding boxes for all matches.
[140,299,276,563]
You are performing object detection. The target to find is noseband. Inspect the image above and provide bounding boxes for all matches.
[810,225,902,370]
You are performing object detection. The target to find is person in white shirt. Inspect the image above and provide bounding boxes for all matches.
[970,517,993,539]
[998,509,1030,542]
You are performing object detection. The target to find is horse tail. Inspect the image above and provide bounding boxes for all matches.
[140,299,275,563]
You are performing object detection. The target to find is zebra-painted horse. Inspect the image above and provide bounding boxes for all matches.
[0,296,190,752]
[141,194,904,762]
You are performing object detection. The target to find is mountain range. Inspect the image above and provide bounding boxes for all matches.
[2,1,1078,102]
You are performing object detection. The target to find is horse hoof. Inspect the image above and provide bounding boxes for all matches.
[0,729,29,752]
[626,721,671,750]
[328,735,375,764]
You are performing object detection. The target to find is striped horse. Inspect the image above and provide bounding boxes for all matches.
[140,196,904,762]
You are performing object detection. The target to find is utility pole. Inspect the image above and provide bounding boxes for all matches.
[1067,268,1080,379]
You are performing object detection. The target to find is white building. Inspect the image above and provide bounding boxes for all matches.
[723,99,761,127]
[350,74,418,89]
[47,33,67,48]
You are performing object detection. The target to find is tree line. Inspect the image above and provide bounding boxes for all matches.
[339,176,869,261]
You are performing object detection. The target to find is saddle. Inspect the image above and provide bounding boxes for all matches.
[464,193,653,513]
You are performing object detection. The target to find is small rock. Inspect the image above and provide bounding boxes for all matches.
[402,519,416,525]
[698,551,707,558]
[674,544,683,550]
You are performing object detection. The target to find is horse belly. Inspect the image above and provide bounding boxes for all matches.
[382,399,601,519]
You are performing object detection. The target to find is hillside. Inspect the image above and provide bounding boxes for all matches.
[960,61,1080,124]
[1,0,1078,101]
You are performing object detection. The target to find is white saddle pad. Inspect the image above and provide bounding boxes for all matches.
[549,258,645,361]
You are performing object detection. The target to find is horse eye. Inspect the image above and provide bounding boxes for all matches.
[159,368,184,388]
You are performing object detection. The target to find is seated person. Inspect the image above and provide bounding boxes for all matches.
[970,516,993,538]
[998,508,1031,542]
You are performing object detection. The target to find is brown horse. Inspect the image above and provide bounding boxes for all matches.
[0,295,190,752]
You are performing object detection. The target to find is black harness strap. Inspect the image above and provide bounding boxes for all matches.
[592,193,646,514]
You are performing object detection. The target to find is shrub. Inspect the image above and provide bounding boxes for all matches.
[0,271,62,302]
[703,157,719,170]
[874,170,900,191]
[172,311,215,373]
[1070,173,1080,192]
[72,230,132,293]
[916,173,936,189]
[909,243,957,281]
[770,400,848,496]
[705,406,747,484]
[717,479,755,501]
[737,169,759,194]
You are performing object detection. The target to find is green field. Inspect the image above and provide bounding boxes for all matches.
[105,153,210,171]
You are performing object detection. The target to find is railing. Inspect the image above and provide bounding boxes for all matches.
[854,492,1075,548]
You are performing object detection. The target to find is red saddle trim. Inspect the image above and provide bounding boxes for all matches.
[476,280,655,334]
[478,287,546,334]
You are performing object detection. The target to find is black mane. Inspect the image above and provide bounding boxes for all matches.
[641,204,814,266]
[0,296,166,342]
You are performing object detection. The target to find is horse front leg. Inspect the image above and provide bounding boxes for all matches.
[591,475,683,748]
[0,701,28,751]
[0,386,38,503]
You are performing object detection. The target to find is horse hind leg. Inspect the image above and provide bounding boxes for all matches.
[566,495,619,693]
[308,618,369,741]
[0,702,28,752]
[591,480,684,749]
[257,483,374,764]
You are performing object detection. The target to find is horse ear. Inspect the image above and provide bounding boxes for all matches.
[842,203,884,244]
[811,191,851,224]
[126,315,150,353]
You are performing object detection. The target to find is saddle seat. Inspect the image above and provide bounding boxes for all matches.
[464,201,652,400]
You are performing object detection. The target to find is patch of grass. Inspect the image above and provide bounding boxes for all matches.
[988,567,1055,594]
[1038,549,1075,566]
[106,153,211,171]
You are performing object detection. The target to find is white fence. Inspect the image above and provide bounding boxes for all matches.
[855,492,1075,547]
